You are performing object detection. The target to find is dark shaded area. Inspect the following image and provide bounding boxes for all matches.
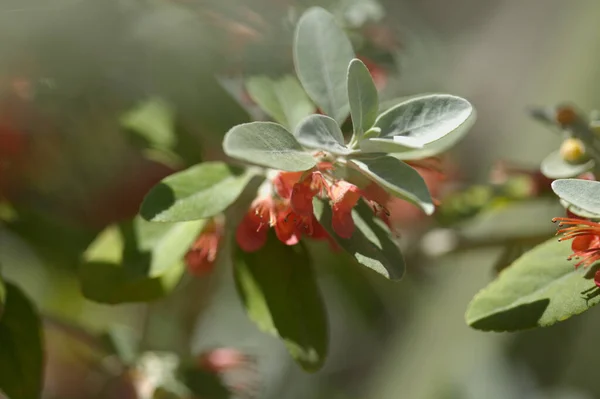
[470,299,550,331]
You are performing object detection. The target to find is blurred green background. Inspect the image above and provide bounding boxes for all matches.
[2,0,600,398]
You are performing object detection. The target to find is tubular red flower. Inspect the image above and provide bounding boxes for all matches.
[290,171,330,216]
[329,181,362,238]
[185,219,223,276]
[236,198,275,252]
[553,217,600,269]
[273,171,304,199]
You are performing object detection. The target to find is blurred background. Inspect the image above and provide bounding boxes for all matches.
[2,0,600,398]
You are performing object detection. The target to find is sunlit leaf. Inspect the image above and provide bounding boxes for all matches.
[234,235,328,371]
[347,58,379,138]
[294,114,352,155]
[80,218,204,304]
[245,75,315,130]
[141,162,254,222]
[0,283,44,399]
[294,7,355,124]
[466,239,600,331]
[349,156,434,214]
[313,199,404,280]
[540,150,594,179]
[359,94,475,154]
[552,179,600,215]
[223,122,316,172]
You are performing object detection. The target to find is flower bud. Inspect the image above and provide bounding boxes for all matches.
[560,138,588,164]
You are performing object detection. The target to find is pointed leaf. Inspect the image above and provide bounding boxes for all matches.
[294,7,355,124]
[552,179,600,215]
[295,114,353,155]
[141,162,253,222]
[234,235,328,371]
[0,283,44,399]
[245,75,315,130]
[347,58,379,138]
[466,239,600,331]
[80,218,204,304]
[313,199,404,279]
[223,122,316,172]
[349,156,434,214]
[360,94,475,153]
[541,150,594,179]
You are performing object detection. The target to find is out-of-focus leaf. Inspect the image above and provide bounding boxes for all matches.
[295,114,352,155]
[103,325,140,366]
[294,7,355,124]
[80,218,204,304]
[466,239,600,331]
[313,199,404,280]
[349,156,434,214]
[245,75,314,130]
[121,98,176,150]
[183,368,230,399]
[359,94,475,153]
[540,150,594,179]
[0,273,4,320]
[552,179,600,215]
[234,235,328,371]
[223,122,316,172]
[347,58,379,138]
[0,283,44,399]
[140,162,254,222]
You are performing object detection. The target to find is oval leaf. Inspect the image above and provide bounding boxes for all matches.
[541,150,594,179]
[347,58,379,138]
[0,283,44,399]
[360,94,474,152]
[245,75,315,130]
[552,179,600,215]
[466,238,600,331]
[559,198,600,220]
[223,122,316,172]
[234,235,328,371]
[294,114,352,155]
[313,199,404,279]
[294,7,355,124]
[349,156,434,215]
[141,162,253,222]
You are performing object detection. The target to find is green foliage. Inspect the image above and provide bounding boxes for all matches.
[223,122,317,171]
[234,235,328,371]
[80,217,204,303]
[540,150,594,179]
[0,274,4,320]
[294,114,354,155]
[349,156,435,214]
[141,162,254,222]
[347,58,379,140]
[245,75,315,131]
[551,178,600,215]
[466,239,600,331]
[313,199,405,279]
[182,368,231,399]
[294,7,355,124]
[121,98,177,151]
[0,283,44,399]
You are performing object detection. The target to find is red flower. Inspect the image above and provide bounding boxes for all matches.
[185,219,224,276]
[273,171,304,199]
[290,171,329,216]
[330,181,362,238]
[236,197,275,252]
[553,217,600,287]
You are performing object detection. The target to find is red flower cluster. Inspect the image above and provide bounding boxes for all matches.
[553,217,600,287]
[236,164,384,252]
[185,218,224,276]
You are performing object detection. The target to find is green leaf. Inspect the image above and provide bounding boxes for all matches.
[359,94,475,153]
[223,122,317,172]
[466,238,600,331]
[559,199,600,220]
[183,368,231,399]
[552,179,600,215]
[234,235,328,371]
[245,75,315,130]
[540,150,594,179]
[349,156,435,215]
[294,114,353,155]
[347,58,379,138]
[121,98,176,150]
[140,162,253,222]
[0,274,4,320]
[0,283,44,399]
[313,199,405,279]
[80,218,204,304]
[294,7,355,124]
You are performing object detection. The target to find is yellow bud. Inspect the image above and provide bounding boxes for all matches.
[560,138,588,164]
